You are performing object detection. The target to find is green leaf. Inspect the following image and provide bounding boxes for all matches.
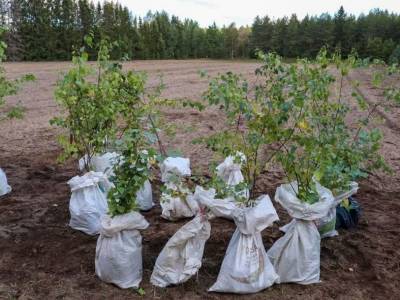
[135,287,145,296]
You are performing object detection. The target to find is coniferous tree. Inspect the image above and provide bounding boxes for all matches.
[1,1,399,61]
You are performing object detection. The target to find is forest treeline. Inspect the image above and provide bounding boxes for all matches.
[1,0,400,62]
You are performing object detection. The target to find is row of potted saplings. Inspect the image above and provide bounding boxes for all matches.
[66,150,358,294]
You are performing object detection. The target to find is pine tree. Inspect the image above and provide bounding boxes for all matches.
[334,6,347,53]
[2,2,400,61]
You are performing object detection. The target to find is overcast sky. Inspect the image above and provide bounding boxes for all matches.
[116,0,400,27]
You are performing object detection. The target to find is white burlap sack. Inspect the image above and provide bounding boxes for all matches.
[79,152,120,193]
[315,182,359,238]
[209,195,280,294]
[79,152,120,176]
[267,182,334,284]
[216,152,246,185]
[159,157,195,220]
[216,153,249,202]
[136,179,154,211]
[160,182,198,221]
[150,215,210,287]
[160,157,191,182]
[151,186,242,288]
[79,153,154,211]
[95,212,149,289]
[151,187,216,287]
[68,171,109,235]
[0,168,11,196]
[195,187,237,220]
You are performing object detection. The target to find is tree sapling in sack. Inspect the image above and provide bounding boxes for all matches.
[95,131,155,289]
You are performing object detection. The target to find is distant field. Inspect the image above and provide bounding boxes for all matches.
[1,60,400,299]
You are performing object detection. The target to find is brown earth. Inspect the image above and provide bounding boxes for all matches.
[0,60,399,300]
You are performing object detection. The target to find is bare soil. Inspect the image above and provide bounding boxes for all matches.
[0,60,399,300]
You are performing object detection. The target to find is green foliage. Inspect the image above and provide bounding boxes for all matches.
[51,35,154,171]
[212,177,249,204]
[318,53,393,195]
[6,2,250,61]
[160,179,192,204]
[250,8,400,62]
[5,105,25,119]
[263,50,334,203]
[6,2,400,61]
[383,63,400,105]
[199,52,296,201]
[389,45,400,65]
[52,35,167,216]
[107,130,157,217]
[200,48,388,204]
[0,28,35,122]
[51,38,120,169]
[275,49,387,200]
[135,287,146,296]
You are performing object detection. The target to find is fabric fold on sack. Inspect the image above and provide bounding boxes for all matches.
[267,182,334,285]
[196,190,237,220]
[209,195,280,294]
[151,186,214,287]
[0,168,12,197]
[68,171,109,235]
[95,212,149,289]
[78,152,119,194]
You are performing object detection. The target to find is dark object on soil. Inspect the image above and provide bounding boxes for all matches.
[335,197,362,230]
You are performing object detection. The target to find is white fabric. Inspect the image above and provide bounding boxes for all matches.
[150,215,211,287]
[281,182,359,238]
[151,186,237,287]
[315,181,359,238]
[79,152,120,176]
[106,179,153,212]
[136,179,154,211]
[79,153,154,211]
[216,153,245,185]
[216,153,250,202]
[150,212,211,287]
[159,157,194,220]
[68,171,109,235]
[195,187,238,220]
[0,168,11,196]
[160,157,191,182]
[333,182,359,205]
[314,208,338,238]
[267,182,334,284]
[160,182,198,221]
[78,152,119,193]
[209,195,280,294]
[95,212,149,289]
